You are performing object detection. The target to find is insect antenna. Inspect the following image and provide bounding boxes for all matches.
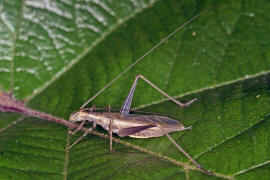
[80,9,210,109]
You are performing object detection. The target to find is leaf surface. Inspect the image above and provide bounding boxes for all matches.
[0,0,270,179]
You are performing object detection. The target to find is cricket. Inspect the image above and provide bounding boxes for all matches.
[67,9,212,174]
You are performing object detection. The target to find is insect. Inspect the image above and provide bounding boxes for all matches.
[68,10,212,174]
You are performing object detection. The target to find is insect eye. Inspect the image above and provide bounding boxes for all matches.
[81,108,93,113]
[69,112,77,122]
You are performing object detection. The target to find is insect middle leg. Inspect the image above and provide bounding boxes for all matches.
[108,105,114,152]
[120,75,197,114]
[109,118,113,152]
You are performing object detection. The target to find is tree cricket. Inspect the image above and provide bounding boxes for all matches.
[67,10,212,174]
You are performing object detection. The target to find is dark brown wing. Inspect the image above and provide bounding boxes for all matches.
[118,124,157,137]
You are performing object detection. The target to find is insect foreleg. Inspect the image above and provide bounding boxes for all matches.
[70,120,86,135]
[67,121,96,149]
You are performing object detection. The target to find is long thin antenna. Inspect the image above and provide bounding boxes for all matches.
[80,9,209,109]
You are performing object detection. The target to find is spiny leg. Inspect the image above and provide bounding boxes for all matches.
[157,125,211,174]
[67,122,96,149]
[120,75,197,115]
[137,118,205,172]
[137,75,197,107]
[119,76,200,170]
[120,76,139,114]
[124,75,202,171]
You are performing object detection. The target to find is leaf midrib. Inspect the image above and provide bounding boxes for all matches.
[23,0,159,102]
[10,0,26,94]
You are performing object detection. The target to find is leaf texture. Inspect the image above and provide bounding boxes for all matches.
[0,0,270,179]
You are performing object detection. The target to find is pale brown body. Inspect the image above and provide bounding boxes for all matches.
[68,10,212,174]
[69,109,187,138]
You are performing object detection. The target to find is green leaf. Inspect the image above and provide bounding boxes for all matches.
[1,0,270,179]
